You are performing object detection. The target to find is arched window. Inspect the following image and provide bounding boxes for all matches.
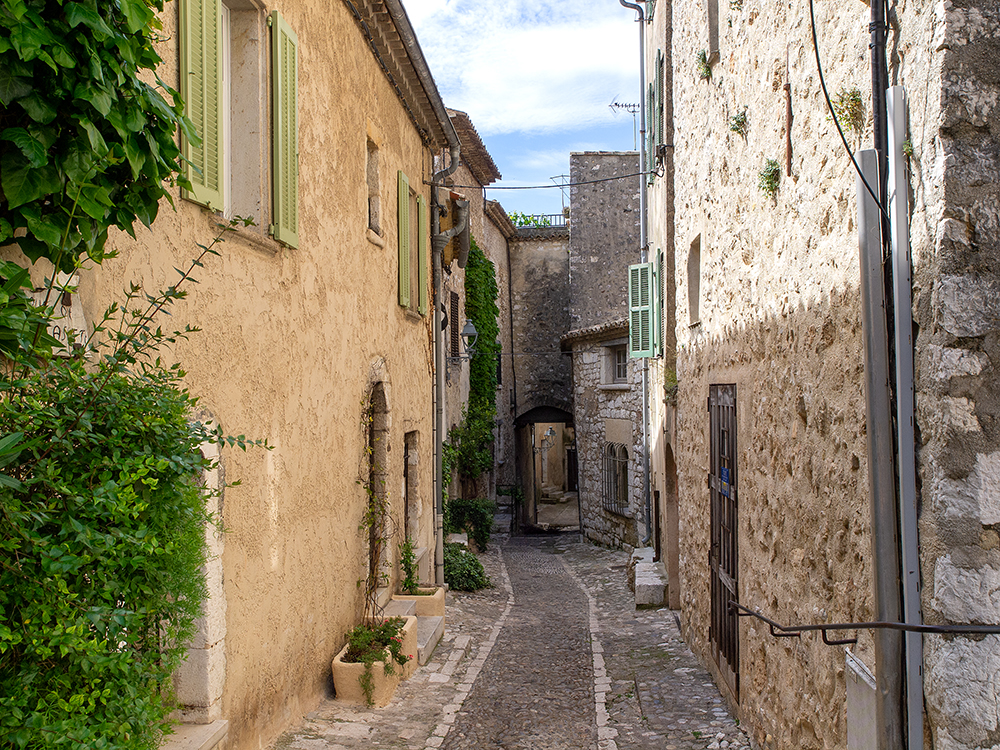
[603,442,629,516]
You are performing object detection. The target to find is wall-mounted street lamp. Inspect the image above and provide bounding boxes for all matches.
[447,319,479,363]
[534,426,556,455]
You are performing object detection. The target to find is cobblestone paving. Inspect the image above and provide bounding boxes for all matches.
[270,535,751,750]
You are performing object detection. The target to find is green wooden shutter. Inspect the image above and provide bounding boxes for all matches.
[629,262,654,358]
[646,83,655,185]
[398,171,410,308]
[646,0,656,21]
[417,195,428,315]
[271,11,299,248]
[656,50,665,147]
[653,250,665,357]
[180,0,223,209]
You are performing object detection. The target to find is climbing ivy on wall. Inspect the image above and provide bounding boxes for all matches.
[450,237,500,484]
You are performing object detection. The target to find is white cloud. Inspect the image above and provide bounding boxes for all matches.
[407,0,639,135]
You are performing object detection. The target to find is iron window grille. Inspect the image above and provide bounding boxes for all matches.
[602,442,630,516]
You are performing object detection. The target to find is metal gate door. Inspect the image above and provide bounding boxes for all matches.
[709,384,739,699]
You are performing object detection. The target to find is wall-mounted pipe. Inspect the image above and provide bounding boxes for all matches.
[888,84,922,750]
[857,149,905,750]
[619,0,652,547]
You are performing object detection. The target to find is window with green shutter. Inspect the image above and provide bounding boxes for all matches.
[656,50,665,148]
[655,249,665,357]
[271,11,298,248]
[646,83,655,185]
[180,0,224,210]
[629,262,654,358]
[417,196,428,315]
[398,171,410,308]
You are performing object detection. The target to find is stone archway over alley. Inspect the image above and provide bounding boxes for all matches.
[271,535,750,750]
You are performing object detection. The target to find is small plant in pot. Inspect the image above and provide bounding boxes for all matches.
[342,617,410,706]
[393,536,447,617]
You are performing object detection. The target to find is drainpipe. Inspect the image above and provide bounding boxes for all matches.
[620,0,652,546]
[432,141,463,587]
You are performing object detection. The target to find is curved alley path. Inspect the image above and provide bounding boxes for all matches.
[271,535,751,750]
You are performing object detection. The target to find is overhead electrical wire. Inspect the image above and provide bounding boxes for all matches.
[441,168,657,191]
[809,0,890,222]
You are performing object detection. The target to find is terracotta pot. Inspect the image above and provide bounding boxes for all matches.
[392,586,446,618]
[331,616,417,706]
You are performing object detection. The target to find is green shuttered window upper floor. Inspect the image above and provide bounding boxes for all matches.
[180,0,223,210]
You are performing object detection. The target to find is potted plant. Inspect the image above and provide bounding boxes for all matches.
[332,617,414,707]
[391,536,446,617]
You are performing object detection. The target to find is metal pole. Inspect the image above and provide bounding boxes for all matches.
[619,0,652,546]
[857,149,905,750]
[887,85,923,750]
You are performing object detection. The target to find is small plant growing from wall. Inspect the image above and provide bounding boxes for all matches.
[832,86,866,137]
[697,50,712,80]
[729,0,743,9]
[729,108,749,138]
[902,139,914,159]
[758,158,781,198]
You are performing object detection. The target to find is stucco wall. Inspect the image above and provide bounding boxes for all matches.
[509,228,572,421]
[60,2,440,747]
[482,205,517,489]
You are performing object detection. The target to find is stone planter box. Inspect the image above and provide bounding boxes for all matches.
[392,586,446,618]
[332,616,417,706]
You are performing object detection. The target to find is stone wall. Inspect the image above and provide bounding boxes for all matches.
[509,227,572,421]
[667,0,1000,746]
[569,330,644,549]
[907,4,1000,748]
[668,0,884,745]
[568,152,641,331]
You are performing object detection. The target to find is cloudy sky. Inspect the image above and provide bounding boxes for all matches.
[405,0,641,215]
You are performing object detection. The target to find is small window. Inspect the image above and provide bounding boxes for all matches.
[367,139,380,234]
[603,442,629,516]
[614,347,628,382]
[450,292,460,357]
[688,235,701,326]
[601,340,630,386]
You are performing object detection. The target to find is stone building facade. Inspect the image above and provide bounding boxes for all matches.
[563,152,645,549]
[508,225,572,521]
[639,0,1000,747]
[563,321,644,548]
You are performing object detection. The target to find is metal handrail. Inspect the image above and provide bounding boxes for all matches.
[731,602,1000,647]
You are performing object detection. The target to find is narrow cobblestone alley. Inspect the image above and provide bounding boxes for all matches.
[271,537,751,750]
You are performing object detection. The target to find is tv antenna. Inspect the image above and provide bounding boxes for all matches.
[610,100,641,149]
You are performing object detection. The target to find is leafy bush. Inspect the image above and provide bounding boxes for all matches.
[0,223,260,749]
[0,0,191,277]
[507,211,551,227]
[443,543,491,592]
[444,497,496,551]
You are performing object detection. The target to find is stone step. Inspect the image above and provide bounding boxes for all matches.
[417,615,445,665]
[634,560,669,609]
[446,532,468,547]
[383,599,416,617]
[161,720,227,750]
